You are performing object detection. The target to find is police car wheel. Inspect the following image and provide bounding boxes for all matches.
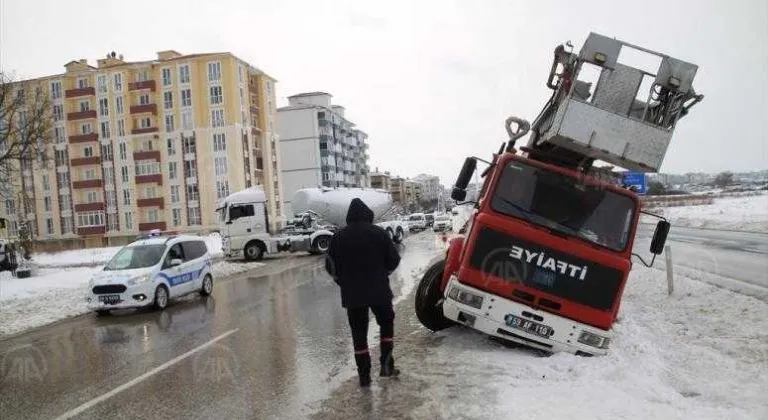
[153,285,169,310]
[200,274,213,296]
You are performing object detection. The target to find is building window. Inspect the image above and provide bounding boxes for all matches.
[181,110,193,130]
[136,71,150,82]
[97,75,107,94]
[186,184,199,201]
[77,78,88,89]
[79,101,90,112]
[123,189,131,205]
[182,135,196,154]
[107,214,119,232]
[53,104,63,121]
[76,211,105,227]
[181,89,192,107]
[106,190,117,208]
[211,109,225,128]
[139,94,150,106]
[114,73,123,91]
[207,61,221,82]
[170,185,180,203]
[4,199,15,216]
[163,91,173,109]
[117,119,125,137]
[116,96,124,115]
[168,162,177,180]
[138,117,151,129]
[125,212,133,230]
[188,207,201,226]
[61,217,72,234]
[98,98,109,116]
[103,165,114,181]
[148,209,159,222]
[46,218,54,235]
[145,187,157,199]
[172,208,182,226]
[179,64,190,84]
[81,123,93,134]
[119,142,127,160]
[43,196,52,211]
[167,138,176,156]
[83,146,94,158]
[54,127,65,143]
[87,191,99,203]
[42,175,50,191]
[141,139,154,151]
[165,114,174,133]
[209,86,223,105]
[100,121,111,139]
[162,68,172,86]
[214,156,227,176]
[51,81,62,100]
[135,160,160,176]
[184,160,197,178]
[216,180,230,199]
[213,133,226,152]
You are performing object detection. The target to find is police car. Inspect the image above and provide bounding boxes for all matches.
[86,232,214,315]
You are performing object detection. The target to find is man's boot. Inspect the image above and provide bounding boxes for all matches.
[379,339,400,378]
[355,352,372,387]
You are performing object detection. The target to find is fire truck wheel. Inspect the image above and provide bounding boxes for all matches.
[415,259,454,332]
[393,227,404,244]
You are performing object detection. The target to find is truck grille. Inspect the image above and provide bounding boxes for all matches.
[92,285,127,294]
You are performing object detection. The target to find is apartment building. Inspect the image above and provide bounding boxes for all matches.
[370,169,392,191]
[412,173,441,201]
[277,92,370,216]
[1,50,283,247]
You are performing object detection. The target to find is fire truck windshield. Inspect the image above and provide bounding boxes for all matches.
[490,161,635,252]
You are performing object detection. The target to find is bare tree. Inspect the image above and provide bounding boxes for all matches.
[0,71,53,200]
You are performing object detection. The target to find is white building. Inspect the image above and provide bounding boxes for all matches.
[412,174,441,201]
[277,92,370,216]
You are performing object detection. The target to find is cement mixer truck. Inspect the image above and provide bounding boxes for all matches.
[217,186,408,261]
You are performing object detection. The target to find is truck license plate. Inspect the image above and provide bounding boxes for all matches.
[99,295,121,304]
[504,314,553,338]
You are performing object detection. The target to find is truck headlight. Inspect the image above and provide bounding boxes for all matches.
[578,331,611,349]
[126,274,150,285]
[447,286,484,309]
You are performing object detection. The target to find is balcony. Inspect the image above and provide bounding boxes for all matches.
[65,87,95,98]
[67,110,97,121]
[72,179,102,189]
[71,156,101,166]
[133,150,161,161]
[74,202,105,212]
[136,174,163,185]
[130,103,158,115]
[139,222,167,232]
[137,197,165,209]
[128,80,156,92]
[77,226,106,236]
[69,133,99,144]
[131,127,159,135]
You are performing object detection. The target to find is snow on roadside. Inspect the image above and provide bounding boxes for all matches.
[0,259,263,337]
[30,233,224,268]
[399,265,768,420]
[643,194,768,233]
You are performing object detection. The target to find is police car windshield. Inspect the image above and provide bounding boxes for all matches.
[104,244,168,270]
[408,215,423,221]
[490,161,635,252]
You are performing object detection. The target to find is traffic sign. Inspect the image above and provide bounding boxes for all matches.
[622,172,647,195]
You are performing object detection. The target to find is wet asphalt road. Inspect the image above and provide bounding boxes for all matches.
[0,233,442,420]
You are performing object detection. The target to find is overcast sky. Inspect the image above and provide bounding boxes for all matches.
[2,0,766,186]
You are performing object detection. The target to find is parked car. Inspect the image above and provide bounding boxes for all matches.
[86,232,214,315]
[408,213,427,232]
[433,214,453,232]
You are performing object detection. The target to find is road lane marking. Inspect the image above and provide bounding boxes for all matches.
[52,328,239,420]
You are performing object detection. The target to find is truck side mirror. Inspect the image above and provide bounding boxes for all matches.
[650,220,671,255]
[451,158,477,201]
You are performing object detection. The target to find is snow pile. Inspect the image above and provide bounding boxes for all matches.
[644,194,768,232]
[0,259,263,337]
[31,233,225,268]
[402,266,768,419]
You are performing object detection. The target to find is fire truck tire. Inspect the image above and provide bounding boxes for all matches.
[415,259,453,332]
[393,227,404,244]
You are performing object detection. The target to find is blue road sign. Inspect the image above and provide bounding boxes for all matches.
[622,172,647,195]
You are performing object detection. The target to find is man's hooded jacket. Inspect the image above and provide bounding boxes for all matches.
[325,198,401,308]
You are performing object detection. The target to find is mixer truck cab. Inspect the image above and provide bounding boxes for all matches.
[217,187,334,261]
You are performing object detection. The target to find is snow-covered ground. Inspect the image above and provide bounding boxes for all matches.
[31,233,224,268]
[644,194,768,233]
[0,258,262,337]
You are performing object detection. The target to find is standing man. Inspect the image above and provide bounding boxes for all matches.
[325,198,402,387]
